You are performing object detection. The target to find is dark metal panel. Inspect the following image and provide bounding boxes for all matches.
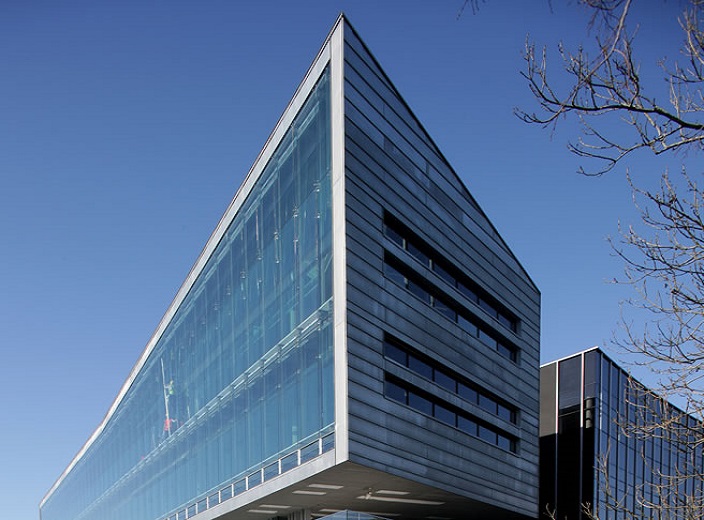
[341,26,540,518]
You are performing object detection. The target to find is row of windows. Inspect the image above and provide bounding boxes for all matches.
[384,255,517,362]
[384,375,516,453]
[383,336,516,423]
[40,69,334,520]
[384,213,517,333]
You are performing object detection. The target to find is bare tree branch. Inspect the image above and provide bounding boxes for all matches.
[517,0,704,175]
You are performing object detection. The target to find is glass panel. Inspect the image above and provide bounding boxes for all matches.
[233,479,246,496]
[458,416,477,436]
[434,371,456,393]
[478,298,498,319]
[384,341,407,365]
[408,355,433,379]
[478,425,497,444]
[497,342,514,361]
[458,383,478,404]
[497,434,512,451]
[458,282,478,303]
[559,356,582,410]
[300,441,319,464]
[408,281,431,304]
[409,392,433,415]
[263,462,279,481]
[248,471,262,488]
[478,329,498,350]
[458,315,478,337]
[434,404,456,426]
[498,404,514,423]
[384,224,405,248]
[384,263,407,288]
[281,452,298,473]
[407,242,430,267]
[40,69,333,520]
[479,394,497,415]
[385,379,407,403]
[433,263,456,286]
[498,313,513,331]
[433,298,457,321]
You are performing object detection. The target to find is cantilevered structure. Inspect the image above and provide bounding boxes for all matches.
[41,15,540,520]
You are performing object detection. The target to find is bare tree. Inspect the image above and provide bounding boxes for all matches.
[520,1,704,519]
[517,0,704,176]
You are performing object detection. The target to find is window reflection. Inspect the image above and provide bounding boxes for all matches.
[42,68,333,520]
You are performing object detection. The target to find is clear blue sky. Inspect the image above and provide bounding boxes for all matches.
[0,1,684,518]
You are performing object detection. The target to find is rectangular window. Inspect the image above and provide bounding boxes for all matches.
[458,416,477,436]
[407,242,431,267]
[384,262,407,288]
[458,315,478,337]
[478,329,498,350]
[459,383,478,404]
[384,374,517,453]
[497,434,513,452]
[434,371,456,393]
[408,356,433,379]
[383,257,518,362]
[384,341,408,365]
[478,297,498,319]
[385,379,407,403]
[434,403,456,426]
[458,282,478,304]
[382,212,519,336]
[433,298,457,321]
[408,281,431,304]
[479,425,497,444]
[498,404,514,422]
[498,313,514,331]
[479,394,498,415]
[434,263,456,286]
[409,391,434,415]
[385,225,405,248]
[383,334,518,426]
[497,342,515,362]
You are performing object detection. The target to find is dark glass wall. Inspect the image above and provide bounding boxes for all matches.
[546,349,704,520]
[42,68,333,520]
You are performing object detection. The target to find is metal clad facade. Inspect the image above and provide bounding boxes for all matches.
[341,24,540,518]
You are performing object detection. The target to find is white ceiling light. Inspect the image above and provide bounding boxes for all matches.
[308,483,344,490]
[357,495,445,506]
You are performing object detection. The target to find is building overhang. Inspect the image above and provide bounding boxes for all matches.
[202,461,532,520]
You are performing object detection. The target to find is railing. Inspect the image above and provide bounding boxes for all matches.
[162,431,335,520]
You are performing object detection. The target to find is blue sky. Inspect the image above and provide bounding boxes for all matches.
[0,1,684,518]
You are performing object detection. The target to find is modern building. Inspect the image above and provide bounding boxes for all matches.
[40,15,540,520]
[541,347,704,520]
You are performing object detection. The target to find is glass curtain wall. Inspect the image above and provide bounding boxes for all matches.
[590,353,704,520]
[41,68,333,520]
[555,350,704,520]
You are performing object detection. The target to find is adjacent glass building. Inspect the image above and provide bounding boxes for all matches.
[41,15,541,520]
[541,348,704,520]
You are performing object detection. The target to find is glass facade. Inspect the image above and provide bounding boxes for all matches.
[545,349,704,520]
[41,68,333,520]
[590,352,704,520]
